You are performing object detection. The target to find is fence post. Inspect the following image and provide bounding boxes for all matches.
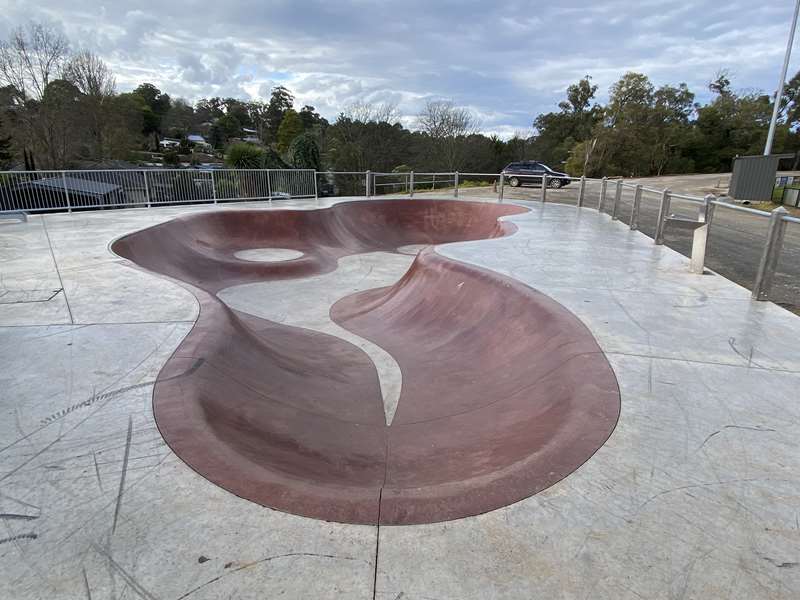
[454,171,459,198]
[577,176,586,208]
[365,171,371,197]
[410,171,415,198]
[611,180,622,220]
[313,171,319,200]
[61,171,72,213]
[752,206,789,301]
[541,174,548,203]
[143,170,151,208]
[499,173,505,202]
[701,193,716,224]
[630,184,642,230]
[266,170,272,202]
[599,177,608,212]
[210,170,217,204]
[654,189,671,245]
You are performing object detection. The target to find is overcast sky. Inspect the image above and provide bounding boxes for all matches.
[1,0,798,137]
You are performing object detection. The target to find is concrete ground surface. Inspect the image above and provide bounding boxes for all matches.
[1,196,799,599]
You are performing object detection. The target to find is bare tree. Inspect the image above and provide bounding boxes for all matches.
[343,100,399,124]
[62,50,116,160]
[63,50,116,98]
[417,100,479,170]
[0,23,70,100]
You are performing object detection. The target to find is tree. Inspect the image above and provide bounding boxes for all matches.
[265,85,294,141]
[63,50,116,160]
[299,105,327,131]
[63,50,115,98]
[35,79,86,168]
[276,108,303,153]
[417,100,478,170]
[531,76,601,168]
[288,132,321,169]
[215,113,241,146]
[0,23,69,101]
[132,83,171,146]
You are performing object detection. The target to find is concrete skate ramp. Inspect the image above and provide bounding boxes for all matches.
[112,199,620,525]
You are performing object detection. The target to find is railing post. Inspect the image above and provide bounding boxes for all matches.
[752,206,789,301]
[689,194,716,276]
[266,169,272,202]
[701,193,716,224]
[454,171,459,198]
[365,170,371,197]
[313,170,319,200]
[611,180,622,220]
[499,173,505,202]
[599,177,608,212]
[541,174,548,203]
[690,222,710,275]
[577,176,586,208]
[409,171,415,198]
[143,170,151,208]
[654,189,671,245]
[210,170,217,204]
[630,184,642,230]
[62,171,72,213]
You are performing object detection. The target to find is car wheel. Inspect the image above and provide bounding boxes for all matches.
[549,178,563,189]
[509,177,520,187]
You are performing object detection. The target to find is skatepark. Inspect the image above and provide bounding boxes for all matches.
[1,194,799,599]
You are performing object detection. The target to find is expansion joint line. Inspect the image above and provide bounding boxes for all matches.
[40,215,74,324]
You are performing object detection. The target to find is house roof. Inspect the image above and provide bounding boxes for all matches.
[25,176,122,197]
[187,134,206,143]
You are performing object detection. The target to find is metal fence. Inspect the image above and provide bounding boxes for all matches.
[1,167,797,305]
[0,168,316,213]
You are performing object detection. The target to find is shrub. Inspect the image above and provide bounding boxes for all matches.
[225,142,266,169]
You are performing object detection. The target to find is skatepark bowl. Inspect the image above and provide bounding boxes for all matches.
[111,199,621,525]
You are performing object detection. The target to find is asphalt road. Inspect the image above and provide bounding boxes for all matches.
[408,179,800,312]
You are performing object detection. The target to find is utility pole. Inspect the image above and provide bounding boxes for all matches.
[765,0,800,155]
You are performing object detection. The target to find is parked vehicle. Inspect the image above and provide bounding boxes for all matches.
[501,161,571,188]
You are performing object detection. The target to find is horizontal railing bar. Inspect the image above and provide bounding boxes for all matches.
[319,171,366,175]
[667,193,704,203]
[781,215,800,224]
[709,200,772,217]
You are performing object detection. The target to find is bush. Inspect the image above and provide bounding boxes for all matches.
[163,150,180,166]
[225,142,266,169]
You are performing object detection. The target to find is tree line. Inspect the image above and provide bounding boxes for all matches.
[2,22,800,176]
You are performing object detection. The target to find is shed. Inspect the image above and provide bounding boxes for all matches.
[2,176,125,212]
[729,154,793,202]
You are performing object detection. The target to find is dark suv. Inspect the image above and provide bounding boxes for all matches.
[501,161,571,188]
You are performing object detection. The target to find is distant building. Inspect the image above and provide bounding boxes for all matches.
[187,134,212,152]
[159,138,180,149]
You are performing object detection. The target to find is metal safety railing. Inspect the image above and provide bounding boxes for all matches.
[1,166,796,305]
[0,168,316,213]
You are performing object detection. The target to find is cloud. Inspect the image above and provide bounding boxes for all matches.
[0,0,797,137]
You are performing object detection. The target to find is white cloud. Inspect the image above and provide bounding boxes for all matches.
[0,0,798,137]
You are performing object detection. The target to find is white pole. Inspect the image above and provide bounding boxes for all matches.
[765,0,800,156]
